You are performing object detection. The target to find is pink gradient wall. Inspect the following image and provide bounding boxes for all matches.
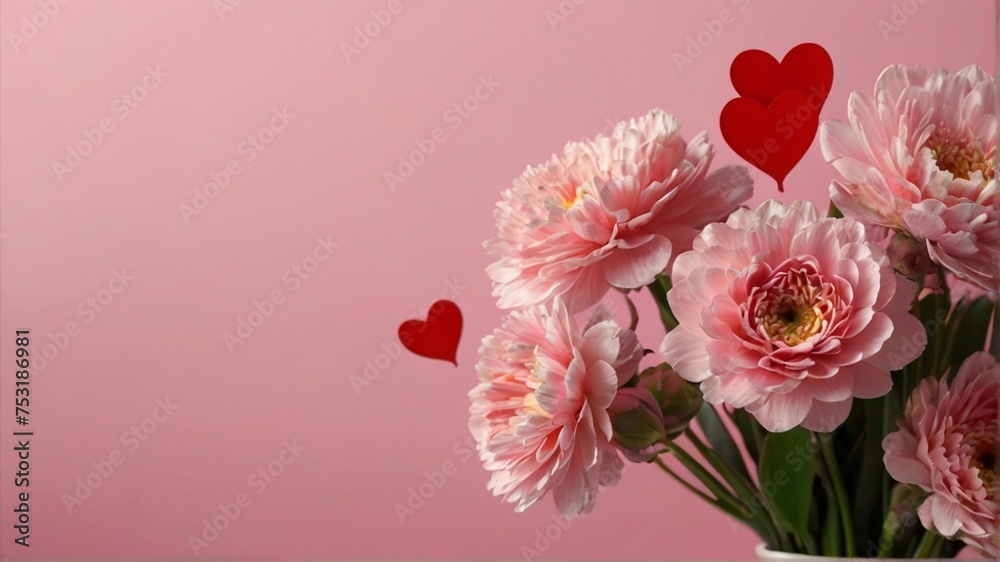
[0,0,995,559]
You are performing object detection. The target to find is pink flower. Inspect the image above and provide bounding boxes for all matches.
[486,109,753,311]
[660,200,925,433]
[821,65,999,290]
[468,300,643,517]
[883,352,1000,557]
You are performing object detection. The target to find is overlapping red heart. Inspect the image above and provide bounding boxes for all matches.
[720,43,834,192]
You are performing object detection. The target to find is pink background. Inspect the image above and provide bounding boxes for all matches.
[0,0,995,559]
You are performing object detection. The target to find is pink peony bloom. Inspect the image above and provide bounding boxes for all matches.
[486,109,753,311]
[660,200,925,433]
[821,64,999,291]
[883,351,1000,557]
[468,300,643,517]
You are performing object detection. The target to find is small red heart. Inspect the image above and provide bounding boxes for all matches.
[720,91,819,193]
[730,43,833,108]
[398,300,463,365]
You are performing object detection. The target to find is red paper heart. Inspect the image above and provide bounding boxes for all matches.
[720,91,819,192]
[398,300,462,365]
[730,43,833,108]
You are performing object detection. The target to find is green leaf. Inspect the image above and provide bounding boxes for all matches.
[646,274,679,331]
[820,470,842,556]
[876,484,925,557]
[730,408,767,464]
[943,295,994,378]
[849,400,889,550]
[759,427,816,539]
[915,290,956,381]
[696,403,751,481]
[938,538,968,558]
[880,390,903,516]
[827,201,844,218]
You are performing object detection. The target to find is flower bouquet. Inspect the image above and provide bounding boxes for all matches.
[467,64,999,559]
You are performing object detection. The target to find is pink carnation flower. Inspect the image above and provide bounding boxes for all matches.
[821,65,999,290]
[883,351,999,557]
[486,109,753,311]
[660,200,925,432]
[468,301,642,517]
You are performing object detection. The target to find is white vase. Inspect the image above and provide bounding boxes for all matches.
[755,544,831,561]
[754,543,963,561]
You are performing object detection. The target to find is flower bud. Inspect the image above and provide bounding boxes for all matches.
[886,232,931,279]
[636,365,703,438]
[611,365,704,462]
[610,388,664,462]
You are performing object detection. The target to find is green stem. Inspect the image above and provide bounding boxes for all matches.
[992,301,1000,361]
[814,434,847,556]
[933,309,956,378]
[929,266,954,377]
[681,430,788,552]
[937,265,951,304]
[646,275,679,331]
[702,405,751,479]
[880,393,902,517]
[725,407,766,464]
[820,437,856,557]
[875,510,897,558]
[928,534,947,558]
[684,429,762,515]
[653,457,728,512]
[653,455,779,549]
[660,438,785,546]
[622,290,639,331]
[659,438,742,512]
[799,530,820,557]
[913,531,944,558]
[905,278,928,398]
[821,480,843,556]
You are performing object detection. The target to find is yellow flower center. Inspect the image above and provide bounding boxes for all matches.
[755,270,833,346]
[522,392,551,417]
[561,188,589,210]
[968,418,999,500]
[523,358,553,418]
[925,125,995,181]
